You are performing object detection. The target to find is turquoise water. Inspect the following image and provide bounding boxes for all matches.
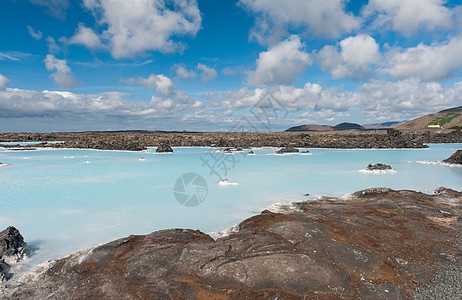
[1,144,462,272]
[0,141,64,146]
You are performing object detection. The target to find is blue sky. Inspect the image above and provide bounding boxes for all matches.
[1,0,462,132]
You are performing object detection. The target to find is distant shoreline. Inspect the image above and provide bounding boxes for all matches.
[2,129,461,151]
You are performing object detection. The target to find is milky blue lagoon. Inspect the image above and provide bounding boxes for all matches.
[1,144,462,275]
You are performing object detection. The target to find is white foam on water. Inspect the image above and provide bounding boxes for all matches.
[219,179,239,186]
[417,160,462,168]
[358,169,397,174]
[209,225,239,239]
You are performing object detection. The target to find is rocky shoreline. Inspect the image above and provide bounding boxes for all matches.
[2,187,461,299]
[1,129,461,151]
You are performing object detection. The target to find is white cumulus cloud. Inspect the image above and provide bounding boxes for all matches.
[197,63,217,82]
[384,35,462,81]
[358,79,462,120]
[67,23,104,49]
[247,35,312,86]
[174,65,197,79]
[80,0,202,58]
[0,73,10,90]
[122,74,175,98]
[239,0,361,44]
[318,34,381,79]
[44,54,80,89]
[363,0,454,35]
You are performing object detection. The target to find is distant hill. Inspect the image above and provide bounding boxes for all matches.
[286,122,364,132]
[397,106,462,131]
[285,124,333,132]
[332,122,364,131]
[362,121,406,130]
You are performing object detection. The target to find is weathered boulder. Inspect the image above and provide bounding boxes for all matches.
[366,163,392,171]
[9,188,462,299]
[0,226,27,261]
[0,226,27,282]
[442,150,462,164]
[275,146,299,154]
[156,143,173,153]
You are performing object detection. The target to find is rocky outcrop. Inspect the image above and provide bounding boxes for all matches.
[0,226,27,282]
[0,227,27,261]
[9,188,462,299]
[156,143,173,153]
[443,150,462,165]
[275,146,299,154]
[366,163,392,171]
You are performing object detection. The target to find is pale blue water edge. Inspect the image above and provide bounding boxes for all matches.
[1,144,462,274]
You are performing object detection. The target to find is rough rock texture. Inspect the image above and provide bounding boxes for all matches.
[0,227,27,261]
[276,146,299,154]
[0,227,27,282]
[7,188,462,299]
[156,143,173,153]
[0,260,7,282]
[366,163,392,171]
[442,150,462,165]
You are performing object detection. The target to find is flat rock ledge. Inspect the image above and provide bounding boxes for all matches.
[5,188,462,299]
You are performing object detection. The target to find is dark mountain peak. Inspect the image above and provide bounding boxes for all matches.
[332,122,364,131]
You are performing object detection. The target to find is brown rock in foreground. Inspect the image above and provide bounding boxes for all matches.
[7,188,462,299]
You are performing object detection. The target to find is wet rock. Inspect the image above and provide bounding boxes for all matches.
[9,188,462,299]
[442,150,462,165]
[275,146,299,154]
[156,143,173,153]
[366,163,392,171]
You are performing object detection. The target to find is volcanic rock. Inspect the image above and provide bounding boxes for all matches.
[0,226,27,282]
[366,163,392,171]
[156,143,173,153]
[0,260,7,282]
[8,188,462,299]
[0,226,27,261]
[442,150,462,165]
[275,146,299,154]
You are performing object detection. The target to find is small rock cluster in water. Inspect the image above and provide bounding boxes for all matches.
[366,163,392,171]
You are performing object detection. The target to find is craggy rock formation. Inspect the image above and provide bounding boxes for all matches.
[275,146,299,154]
[366,163,392,171]
[443,150,462,165]
[8,188,462,299]
[0,227,28,282]
[156,143,173,153]
[0,227,27,261]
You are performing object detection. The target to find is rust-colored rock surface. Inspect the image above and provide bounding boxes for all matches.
[6,188,462,299]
